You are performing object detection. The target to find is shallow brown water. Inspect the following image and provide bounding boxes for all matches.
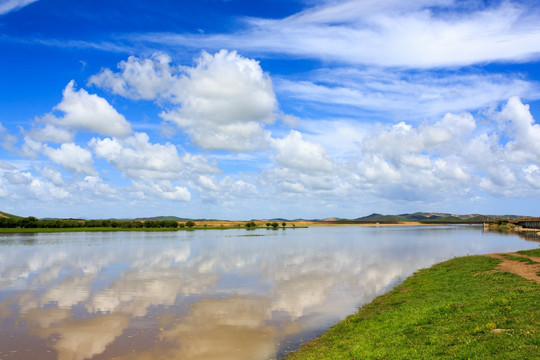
[0,226,537,359]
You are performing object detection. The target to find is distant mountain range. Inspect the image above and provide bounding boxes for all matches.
[132,216,196,222]
[350,212,524,223]
[129,212,528,223]
[0,211,527,223]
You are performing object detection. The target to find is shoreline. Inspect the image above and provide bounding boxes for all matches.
[1,223,538,358]
[285,248,540,359]
[0,221,481,234]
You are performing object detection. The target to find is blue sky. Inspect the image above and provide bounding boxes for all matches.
[1,0,540,219]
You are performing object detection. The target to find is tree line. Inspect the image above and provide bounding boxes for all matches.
[247,221,290,229]
[0,217,196,229]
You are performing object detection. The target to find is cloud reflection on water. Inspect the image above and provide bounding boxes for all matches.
[0,227,535,359]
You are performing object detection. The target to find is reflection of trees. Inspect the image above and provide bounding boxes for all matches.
[516,231,540,241]
[483,227,540,242]
[0,233,38,246]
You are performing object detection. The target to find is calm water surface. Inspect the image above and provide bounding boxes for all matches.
[0,226,538,360]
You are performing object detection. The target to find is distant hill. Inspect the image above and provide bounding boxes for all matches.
[0,211,21,219]
[133,216,194,222]
[355,212,525,223]
[0,210,528,223]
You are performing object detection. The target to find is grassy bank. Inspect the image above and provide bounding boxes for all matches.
[0,227,192,233]
[286,249,540,360]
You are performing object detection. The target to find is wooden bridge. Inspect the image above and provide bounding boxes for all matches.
[516,218,540,230]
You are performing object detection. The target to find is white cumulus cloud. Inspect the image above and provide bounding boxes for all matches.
[272,130,334,173]
[4,170,32,185]
[39,167,64,186]
[91,50,277,152]
[46,81,132,137]
[43,143,96,175]
[352,97,540,201]
[189,175,258,201]
[132,180,191,202]
[497,96,540,163]
[88,52,175,100]
[89,132,225,202]
[90,132,202,180]
[76,176,118,198]
[28,177,70,200]
[27,124,73,143]
[0,122,17,151]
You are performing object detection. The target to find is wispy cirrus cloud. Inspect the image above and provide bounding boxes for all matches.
[132,0,540,68]
[0,0,38,15]
[276,67,540,120]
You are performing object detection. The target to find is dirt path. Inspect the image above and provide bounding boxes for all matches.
[485,252,540,284]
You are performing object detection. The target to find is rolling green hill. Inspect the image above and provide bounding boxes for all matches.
[355,212,524,223]
[132,216,193,222]
[0,211,21,219]
[0,211,528,224]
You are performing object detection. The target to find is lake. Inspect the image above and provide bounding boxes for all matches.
[0,225,538,360]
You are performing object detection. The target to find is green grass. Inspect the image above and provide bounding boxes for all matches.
[516,249,540,277]
[0,227,190,233]
[518,248,540,257]
[500,254,539,265]
[285,254,539,360]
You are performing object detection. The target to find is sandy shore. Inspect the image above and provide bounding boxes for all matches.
[190,220,454,228]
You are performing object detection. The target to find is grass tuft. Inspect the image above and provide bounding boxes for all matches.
[500,254,539,265]
[517,248,540,257]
